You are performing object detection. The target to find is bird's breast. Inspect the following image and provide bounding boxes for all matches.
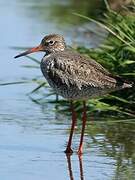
[40,56,55,80]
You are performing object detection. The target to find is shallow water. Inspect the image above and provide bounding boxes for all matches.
[0,1,135,180]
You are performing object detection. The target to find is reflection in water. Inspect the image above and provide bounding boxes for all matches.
[28,95,135,179]
[78,156,84,180]
[66,154,84,180]
[1,0,135,179]
[66,155,74,180]
[20,0,107,48]
[86,121,135,179]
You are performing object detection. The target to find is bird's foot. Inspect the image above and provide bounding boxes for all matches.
[77,147,83,156]
[64,147,73,155]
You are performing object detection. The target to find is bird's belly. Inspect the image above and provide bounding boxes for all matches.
[53,85,110,100]
[45,77,108,100]
[41,62,111,100]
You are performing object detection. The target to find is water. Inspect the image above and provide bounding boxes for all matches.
[0,1,135,180]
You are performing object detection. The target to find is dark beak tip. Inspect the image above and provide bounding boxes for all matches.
[14,55,18,58]
[14,52,27,59]
[14,45,42,59]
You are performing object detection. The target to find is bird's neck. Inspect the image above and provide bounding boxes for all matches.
[45,48,66,56]
[45,51,52,56]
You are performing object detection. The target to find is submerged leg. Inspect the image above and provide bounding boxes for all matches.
[65,101,77,154]
[77,101,87,155]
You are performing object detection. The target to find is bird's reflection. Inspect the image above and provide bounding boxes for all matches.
[66,154,84,180]
[66,155,74,180]
[78,156,84,180]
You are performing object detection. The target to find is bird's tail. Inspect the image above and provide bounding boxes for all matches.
[112,75,133,89]
[122,82,133,88]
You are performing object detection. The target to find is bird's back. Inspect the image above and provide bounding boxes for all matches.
[41,49,132,100]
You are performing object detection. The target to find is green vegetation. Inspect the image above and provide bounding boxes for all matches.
[73,8,135,118]
[1,3,135,119]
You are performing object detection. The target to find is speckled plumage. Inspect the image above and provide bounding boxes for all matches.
[15,34,132,100]
[40,35,131,100]
[14,34,133,154]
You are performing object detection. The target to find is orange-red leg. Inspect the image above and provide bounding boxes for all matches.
[65,101,77,154]
[78,101,87,155]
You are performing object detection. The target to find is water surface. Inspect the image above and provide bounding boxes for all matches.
[0,1,135,180]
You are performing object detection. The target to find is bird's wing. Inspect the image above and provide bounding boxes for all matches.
[52,51,117,89]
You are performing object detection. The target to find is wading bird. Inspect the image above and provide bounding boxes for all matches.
[15,34,132,155]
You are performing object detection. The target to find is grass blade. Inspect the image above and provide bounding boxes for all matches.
[30,82,46,94]
[0,81,29,86]
[26,55,40,64]
[73,12,135,50]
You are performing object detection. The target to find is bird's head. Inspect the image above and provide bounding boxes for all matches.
[14,34,66,58]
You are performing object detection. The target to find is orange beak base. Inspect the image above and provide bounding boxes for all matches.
[14,45,43,59]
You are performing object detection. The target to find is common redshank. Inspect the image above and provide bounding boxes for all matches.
[15,34,132,155]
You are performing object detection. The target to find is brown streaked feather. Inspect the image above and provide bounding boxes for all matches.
[41,42,132,100]
[49,49,119,90]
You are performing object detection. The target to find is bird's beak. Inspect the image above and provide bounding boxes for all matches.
[14,44,43,58]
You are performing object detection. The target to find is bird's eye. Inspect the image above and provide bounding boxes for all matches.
[49,40,54,45]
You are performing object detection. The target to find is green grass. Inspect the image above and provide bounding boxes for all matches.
[73,8,135,118]
[1,4,135,119]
